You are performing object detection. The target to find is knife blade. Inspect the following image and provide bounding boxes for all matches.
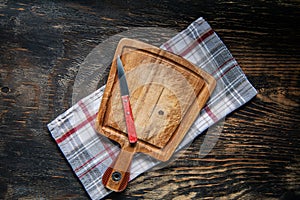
[117,55,138,144]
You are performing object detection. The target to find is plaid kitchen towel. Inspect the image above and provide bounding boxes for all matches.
[48,17,257,199]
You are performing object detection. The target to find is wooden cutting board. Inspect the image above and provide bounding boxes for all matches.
[95,38,216,192]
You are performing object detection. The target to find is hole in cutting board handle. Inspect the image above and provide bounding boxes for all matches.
[112,171,122,181]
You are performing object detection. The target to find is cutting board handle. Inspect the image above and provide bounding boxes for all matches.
[102,146,134,192]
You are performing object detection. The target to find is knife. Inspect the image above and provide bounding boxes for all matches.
[117,55,138,144]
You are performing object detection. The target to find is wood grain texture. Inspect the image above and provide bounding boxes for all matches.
[0,0,299,199]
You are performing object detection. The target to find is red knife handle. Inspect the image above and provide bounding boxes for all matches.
[121,95,138,143]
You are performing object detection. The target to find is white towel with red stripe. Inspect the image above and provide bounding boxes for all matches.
[48,17,257,199]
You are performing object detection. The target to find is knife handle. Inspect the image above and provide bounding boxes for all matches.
[121,95,138,144]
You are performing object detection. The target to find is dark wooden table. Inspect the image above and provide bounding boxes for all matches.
[1,0,299,199]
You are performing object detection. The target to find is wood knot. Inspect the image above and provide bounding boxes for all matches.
[1,87,10,93]
[158,110,164,115]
